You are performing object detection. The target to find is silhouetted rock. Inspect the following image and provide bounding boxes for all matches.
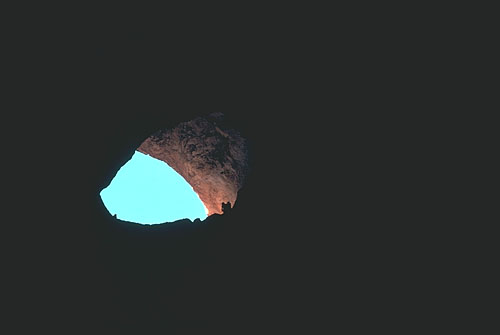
[222,201,232,214]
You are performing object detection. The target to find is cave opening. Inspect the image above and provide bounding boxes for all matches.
[100,113,249,225]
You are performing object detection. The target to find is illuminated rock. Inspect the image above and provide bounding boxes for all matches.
[137,113,249,215]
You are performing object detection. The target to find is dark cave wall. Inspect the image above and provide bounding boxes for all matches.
[10,25,417,333]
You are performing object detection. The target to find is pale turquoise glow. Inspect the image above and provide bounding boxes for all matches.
[100,151,207,224]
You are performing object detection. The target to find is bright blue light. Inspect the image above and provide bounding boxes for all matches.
[100,151,208,224]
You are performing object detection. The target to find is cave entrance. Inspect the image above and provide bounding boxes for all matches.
[100,113,249,225]
[100,151,208,224]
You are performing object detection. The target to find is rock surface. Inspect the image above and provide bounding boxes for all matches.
[137,113,249,216]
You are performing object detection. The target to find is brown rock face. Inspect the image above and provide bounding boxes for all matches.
[137,113,249,216]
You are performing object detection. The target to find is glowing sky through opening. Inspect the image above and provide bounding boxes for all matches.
[100,151,207,224]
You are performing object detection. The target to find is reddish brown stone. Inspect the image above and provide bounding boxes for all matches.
[137,113,248,216]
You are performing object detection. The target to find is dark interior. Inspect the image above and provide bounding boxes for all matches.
[7,25,420,333]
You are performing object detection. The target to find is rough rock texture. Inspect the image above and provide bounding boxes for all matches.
[137,113,249,216]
